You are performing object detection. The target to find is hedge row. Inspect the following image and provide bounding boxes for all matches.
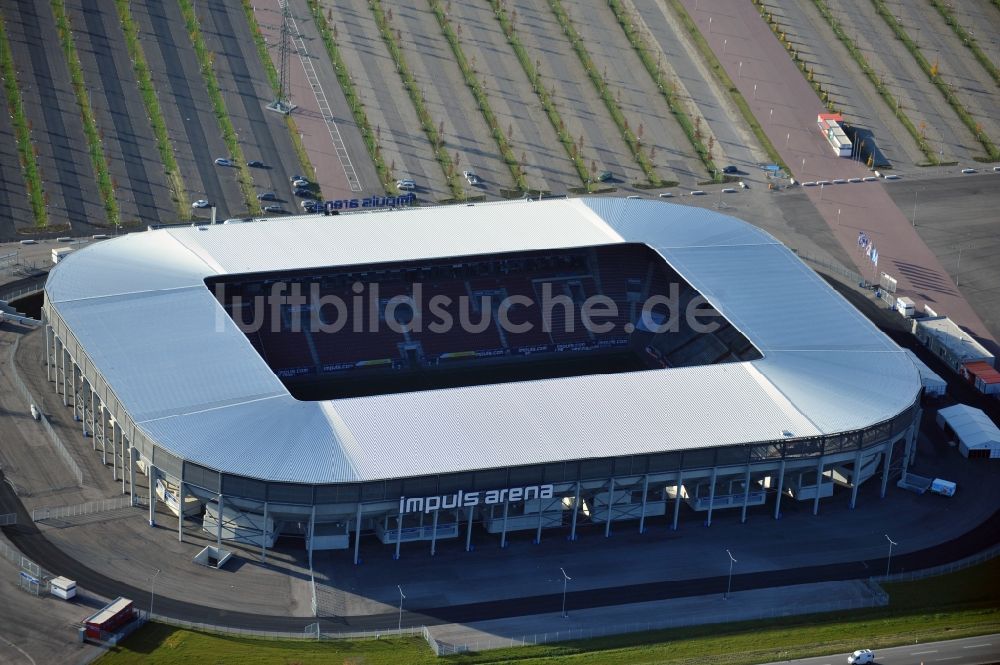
[239,0,318,188]
[307,0,393,191]
[429,0,526,192]
[0,13,46,227]
[488,0,590,187]
[369,0,461,198]
[869,0,997,160]
[113,0,187,217]
[51,0,119,227]
[177,0,260,213]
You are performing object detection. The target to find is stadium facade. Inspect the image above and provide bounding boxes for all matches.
[41,198,923,562]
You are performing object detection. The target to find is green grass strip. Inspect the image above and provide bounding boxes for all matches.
[488,0,590,187]
[239,0,318,190]
[800,0,936,164]
[307,0,393,192]
[668,0,787,172]
[0,13,46,227]
[428,0,526,192]
[928,0,1000,87]
[50,0,119,227]
[869,0,998,160]
[547,0,660,186]
[369,0,462,198]
[113,0,188,218]
[607,0,715,180]
[177,0,260,214]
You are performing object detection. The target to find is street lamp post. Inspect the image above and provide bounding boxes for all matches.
[150,568,160,619]
[397,585,406,632]
[738,61,743,78]
[725,549,737,600]
[560,567,571,618]
[911,187,923,227]
[884,535,897,578]
[957,245,965,286]
[837,208,842,225]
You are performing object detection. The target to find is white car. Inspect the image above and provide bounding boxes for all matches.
[463,170,480,185]
[847,649,875,664]
[191,199,210,209]
[396,179,416,190]
[292,178,310,188]
[214,158,234,167]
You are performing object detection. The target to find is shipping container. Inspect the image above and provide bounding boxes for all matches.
[84,597,135,639]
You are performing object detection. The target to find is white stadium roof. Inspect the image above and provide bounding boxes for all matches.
[45,198,921,484]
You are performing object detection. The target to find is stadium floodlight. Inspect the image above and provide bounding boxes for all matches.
[884,534,897,578]
[150,568,160,618]
[560,567,571,618]
[724,549,737,600]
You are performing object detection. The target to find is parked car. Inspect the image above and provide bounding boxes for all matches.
[289,174,303,183]
[722,165,738,174]
[256,192,277,201]
[293,188,314,198]
[396,179,416,190]
[597,170,613,182]
[263,205,284,213]
[247,160,265,168]
[847,649,875,665]
[191,199,210,209]
[463,170,480,185]
[214,158,234,167]
[301,200,319,211]
[292,178,310,188]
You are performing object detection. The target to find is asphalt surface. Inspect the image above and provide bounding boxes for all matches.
[0,82,32,237]
[761,635,1000,665]
[331,0,451,200]
[202,0,297,203]
[72,0,169,226]
[137,0,236,219]
[4,0,102,232]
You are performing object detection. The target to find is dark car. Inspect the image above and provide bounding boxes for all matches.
[293,188,314,198]
[597,170,613,182]
[289,174,303,183]
[256,192,277,201]
[722,165,739,174]
[263,205,284,213]
[247,160,266,168]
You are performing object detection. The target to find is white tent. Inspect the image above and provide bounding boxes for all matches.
[936,404,1000,459]
[905,350,947,398]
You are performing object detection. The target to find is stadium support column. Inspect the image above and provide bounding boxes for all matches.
[216,495,224,546]
[79,378,87,436]
[89,390,96,441]
[261,502,268,560]
[466,506,474,552]
[430,509,439,557]
[849,445,864,509]
[308,506,316,569]
[812,457,825,515]
[69,362,77,417]
[773,459,786,519]
[638,475,649,534]
[569,482,581,541]
[101,412,108,466]
[121,434,127,495]
[59,339,66,406]
[353,503,363,564]
[500,501,510,548]
[880,439,895,498]
[110,419,118,482]
[45,325,52,382]
[148,464,157,527]
[740,462,752,524]
[672,470,684,530]
[604,477,615,538]
[128,445,136,506]
[705,467,718,527]
[178,482,184,542]
[394,509,403,560]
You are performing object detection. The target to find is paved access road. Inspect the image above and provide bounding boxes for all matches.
[130,0,243,219]
[448,0,580,195]
[67,0,176,227]
[759,635,999,665]
[2,0,107,233]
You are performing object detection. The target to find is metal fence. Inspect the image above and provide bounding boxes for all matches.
[32,495,136,523]
[150,613,424,642]
[0,513,16,526]
[8,336,84,486]
[877,542,1000,583]
[792,249,869,287]
[423,590,889,655]
[0,537,54,586]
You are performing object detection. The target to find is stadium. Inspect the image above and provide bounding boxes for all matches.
[40,198,922,563]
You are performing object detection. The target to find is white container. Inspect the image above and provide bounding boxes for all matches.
[50,576,77,600]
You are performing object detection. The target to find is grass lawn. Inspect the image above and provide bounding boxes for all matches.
[96,558,1000,664]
